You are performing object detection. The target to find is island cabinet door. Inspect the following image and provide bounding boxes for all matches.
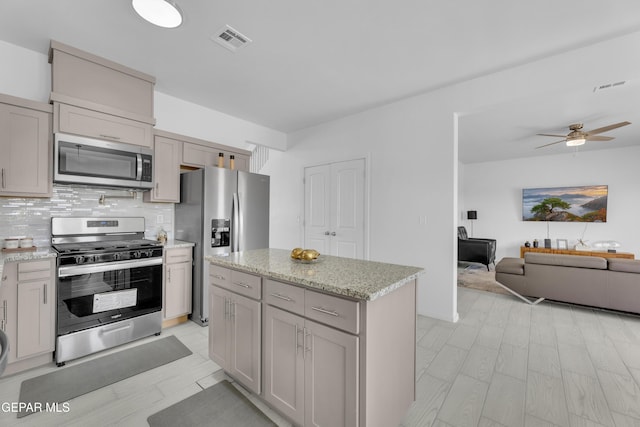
[264,305,305,426]
[304,319,359,427]
[208,285,230,368]
[228,292,261,395]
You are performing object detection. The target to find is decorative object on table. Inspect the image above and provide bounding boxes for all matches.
[575,223,591,250]
[524,241,531,248]
[592,240,621,253]
[522,185,608,222]
[290,247,320,262]
[3,238,19,249]
[457,226,496,271]
[467,210,478,237]
[556,239,568,250]
[157,228,167,244]
[533,239,539,248]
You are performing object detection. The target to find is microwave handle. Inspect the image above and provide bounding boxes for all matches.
[136,154,143,181]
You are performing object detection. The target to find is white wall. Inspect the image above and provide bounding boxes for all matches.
[461,146,640,261]
[154,92,286,151]
[265,30,640,322]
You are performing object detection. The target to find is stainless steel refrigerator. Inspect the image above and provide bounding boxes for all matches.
[175,167,269,326]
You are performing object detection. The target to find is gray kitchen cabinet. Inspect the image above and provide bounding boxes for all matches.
[163,247,192,321]
[0,95,52,198]
[49,40,155,148]
[144,135,181,203]
[264,290,359,427]
[182,140,251,172]
[55,103,153,148]
[0,258,56,375]
[209,273,261,394]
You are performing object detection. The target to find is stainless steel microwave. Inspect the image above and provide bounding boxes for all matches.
[54,133,153,189]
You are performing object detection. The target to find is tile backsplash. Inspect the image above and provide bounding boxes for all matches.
[0,184,174,248]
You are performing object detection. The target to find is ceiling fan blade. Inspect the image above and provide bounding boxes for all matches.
[535,139,565,149]
[536,133,568,138]
[585,121,631,136]
[585,135,614,141]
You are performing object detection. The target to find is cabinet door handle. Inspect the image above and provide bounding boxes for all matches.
[99,134,121,140]
[330,232,336,236]
[1,168,5,189]
[295,324,304,356]
[230,300,235,319]
[324,231,330,235]
[270,293,293,302]
[311,306,339,317]
[167,269,171,282]
[212,274,226,281]
[155,183,159,196]
[224,297,229,319]
[43,284,47,304]
[303,328,311,359]
[233,281,251,289]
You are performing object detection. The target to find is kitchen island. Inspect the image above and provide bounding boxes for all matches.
[206,248,423,427]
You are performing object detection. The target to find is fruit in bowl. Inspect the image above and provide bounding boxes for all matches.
[290,248,320,261]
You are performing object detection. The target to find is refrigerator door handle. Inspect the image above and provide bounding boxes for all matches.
[233,192,240,252]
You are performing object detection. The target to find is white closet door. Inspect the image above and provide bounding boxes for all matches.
[304,159,365,259]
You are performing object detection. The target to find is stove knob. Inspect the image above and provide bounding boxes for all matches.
[133,251,142,259]
[145,250,154,258]
[113,252,122,261]
[85,255,95,264]
[75,255,85,264]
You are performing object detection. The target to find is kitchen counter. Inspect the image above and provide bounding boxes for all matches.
[206,248,423,301]
[0,247,57,278]
[162,239,195,249]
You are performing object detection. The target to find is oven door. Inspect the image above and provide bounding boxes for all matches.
[57,258,163,335]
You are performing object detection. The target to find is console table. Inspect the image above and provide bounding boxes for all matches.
[520,246,635,259]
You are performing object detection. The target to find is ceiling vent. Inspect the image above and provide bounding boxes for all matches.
[212,25,252,52]
[593,80,628,93]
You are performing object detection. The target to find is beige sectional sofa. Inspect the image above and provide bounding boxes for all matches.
[495,252,640,313]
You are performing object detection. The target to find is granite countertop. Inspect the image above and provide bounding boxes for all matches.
[0,247,57,278]
[206,248,424,301]
[162,240,195,249]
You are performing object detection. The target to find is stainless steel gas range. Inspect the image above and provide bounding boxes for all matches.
[51,217,163,366]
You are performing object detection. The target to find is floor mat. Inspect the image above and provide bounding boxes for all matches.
[18,335,192,418]
[147,380,276,427]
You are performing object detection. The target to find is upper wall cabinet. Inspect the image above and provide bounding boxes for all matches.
[49,40,156,148]
[0,94,52,198]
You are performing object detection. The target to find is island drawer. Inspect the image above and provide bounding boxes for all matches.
[229,270,262,300]
[209,265,231,287]
[305,290,360,334]
[264,280,305,316]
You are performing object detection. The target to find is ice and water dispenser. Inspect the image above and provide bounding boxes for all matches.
[211,219,230,248]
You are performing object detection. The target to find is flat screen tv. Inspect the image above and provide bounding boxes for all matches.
[522,185,607,222]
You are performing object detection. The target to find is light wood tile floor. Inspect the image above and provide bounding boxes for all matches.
[403,287,640,427]
[3,286,640,427]
[0,321,291,427]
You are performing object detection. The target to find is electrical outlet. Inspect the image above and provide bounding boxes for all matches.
[157,214,164,224]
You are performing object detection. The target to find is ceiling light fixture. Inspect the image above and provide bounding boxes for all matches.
[566,138,586,147]
[132,0,183,28]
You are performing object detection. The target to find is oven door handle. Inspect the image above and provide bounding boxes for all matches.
[58,258,163,277]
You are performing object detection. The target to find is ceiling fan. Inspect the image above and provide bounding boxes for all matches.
[535,121,631,149]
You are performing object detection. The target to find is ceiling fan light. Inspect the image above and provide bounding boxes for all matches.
[566,138,586,147]
[132,0,182,28]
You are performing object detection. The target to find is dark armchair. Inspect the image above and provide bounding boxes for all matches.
[457,226,496,270]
